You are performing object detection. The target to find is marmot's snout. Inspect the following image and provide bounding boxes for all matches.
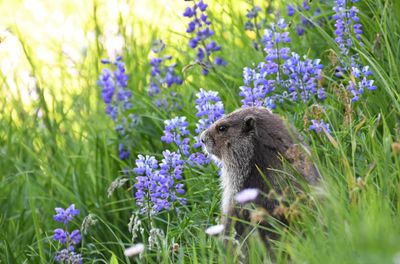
[200,129,217,157]
[200,130,207,144]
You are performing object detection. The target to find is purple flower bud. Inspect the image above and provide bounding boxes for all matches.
[189,38,199,48]
[309,119,331,134]
[214,57,227,66]
[296,25,305,36]
[187,21,196,33]
[183,7,195,17]
[54,204,80,224]
[70,229,81,245]
[54,228,68,244]
[197,0,208,12]
[287,5,295,16]
[118,143,130,160]
[302,0,310,11]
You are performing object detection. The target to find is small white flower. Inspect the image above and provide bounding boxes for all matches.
[235,188,259,203]
[205,224,225,236]
[124,243,145,257]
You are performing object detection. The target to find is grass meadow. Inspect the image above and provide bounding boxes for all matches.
[1,0,400,263]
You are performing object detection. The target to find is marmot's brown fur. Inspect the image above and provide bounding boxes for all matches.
[201,107,320,245]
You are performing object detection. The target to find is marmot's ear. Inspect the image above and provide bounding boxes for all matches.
[244,115,256,132]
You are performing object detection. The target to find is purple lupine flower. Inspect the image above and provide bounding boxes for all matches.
[240,19,326,109]
[309,119,331,134]
[287,5,295,16]
[99,69,114,104]
[349,6,362,40]
[54,229,68,244]
[98,57,132,120]
[70,230,82,245]
[314,7,321,16]
[159,150,186,204]
[239,82,275,107]
[246,6,262,19]
[180,137,191,157]
[183,7,195,17]
[302,0,310,11]
[161,116,190,146]
[197,0,208,11]
[332,1,376,101]
[188,151,210,166]
[183,0,226,75]
[118,143,130,160]
[54,204,80,224]
[296,25,305,36]
[265,96,278,109]
[148,54,183,97]
[98,57,135,160]
[263,20,291,62]
[159,150,185,181]
[133,155,160,214]
[301,16,309,27]
[214,57,227,66]
[206,41,221,53]
[161,116,192,158]
[240,20,290,108]
[335,66,345,77]
[194,89,225,134]
[133,153,186,214]
[347,65,376,102]
[333,0,363,55]
[148,41,183,111]
[56,249,83,264]
[282,52,326,102]
[133,155,158,175]
[53,204,83,263]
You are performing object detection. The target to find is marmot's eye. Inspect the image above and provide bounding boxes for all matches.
[218,125,228,133]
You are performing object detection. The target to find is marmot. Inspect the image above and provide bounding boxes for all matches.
[200,106,320,245]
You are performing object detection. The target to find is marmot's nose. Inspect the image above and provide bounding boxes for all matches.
[200,131,206,144]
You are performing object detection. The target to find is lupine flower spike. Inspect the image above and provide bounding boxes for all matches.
[53,204,83,264]
[332,0,376,102]
[183,0,227,75]
[133,152,186,215]
[240,19,326,109]
[98,56,137,160]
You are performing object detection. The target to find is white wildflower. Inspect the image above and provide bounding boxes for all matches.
[205,224,225,236]
[124,243,145,257]
[235,188,259,203]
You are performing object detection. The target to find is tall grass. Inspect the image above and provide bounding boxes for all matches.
[0,0,399,263]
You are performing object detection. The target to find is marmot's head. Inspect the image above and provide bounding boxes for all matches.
[201,107,280,167]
